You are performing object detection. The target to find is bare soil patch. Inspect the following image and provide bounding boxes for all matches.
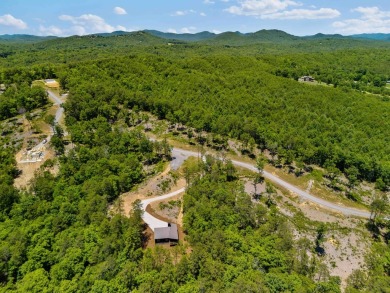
[149,194,182,224]
[323,231,369,288]
[13,112,55,189]
[121,163,185,216]
[243,173,370,288]
[244,178,266,198]
[14,149,55,189]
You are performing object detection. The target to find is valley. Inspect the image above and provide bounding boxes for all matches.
[0,29,389,292]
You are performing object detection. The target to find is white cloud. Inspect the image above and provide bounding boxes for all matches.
[72,26,87,35]
[116,25,126,31]
[353,6,390,19]
[59,14,125,35]
[204,0,215,4]
[39,25,63,36]
[333,6,390,34]
[114,7,127,15]
[0,14,27,29]
[200,12,207,17]
[212,29,222,34]
[181,26,197,33]
[221,0,230,2]
[225,1,339,20]
[59,14,114,32]
[171,10,196,16]
[263,8,340,20]
[225,0,300,16]
[172,11,186,16]
[166,27,198,34]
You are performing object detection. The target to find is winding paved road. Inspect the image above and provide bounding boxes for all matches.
[141,146,371,231]
[170,147,371,218]
[50,93,371,229]
[45,90,371,224]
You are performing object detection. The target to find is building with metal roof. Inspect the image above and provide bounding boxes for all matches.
[154,223,178,245]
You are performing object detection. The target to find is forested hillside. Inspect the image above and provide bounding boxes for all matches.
[0,119,169,292]
[0,31,390,292]
[1,30,389,68]
[0,84,48,120]
[58,53,390,188]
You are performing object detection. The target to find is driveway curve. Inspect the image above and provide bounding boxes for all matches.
[141,188,185,230]
[47,90,64,124]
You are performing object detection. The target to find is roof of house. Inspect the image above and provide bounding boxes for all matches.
[154,223,178,240]
[44,79,59,88]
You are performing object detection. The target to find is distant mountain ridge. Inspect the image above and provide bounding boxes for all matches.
[141,30,390,43]
[351,33,390,41]
[0,34,57,43]
[144,29,300,43]
[0,30,389,45]
[303,33,347,39]
[144,30,216,42]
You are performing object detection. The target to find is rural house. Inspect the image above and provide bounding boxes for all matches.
[301,76,314,82]
[154,223,179,245]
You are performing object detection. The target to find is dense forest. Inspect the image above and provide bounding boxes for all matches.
[0,119,169,292]
[0,84,48,120]
[57,53,390,188]
[0,31,390,292]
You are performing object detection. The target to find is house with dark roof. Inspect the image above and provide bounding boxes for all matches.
[154,223,179,245]
[301,76,314,82]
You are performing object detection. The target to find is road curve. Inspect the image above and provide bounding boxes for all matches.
[171,147,371,218]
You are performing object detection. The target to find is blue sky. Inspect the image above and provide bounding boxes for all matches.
[0,0,389,36]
